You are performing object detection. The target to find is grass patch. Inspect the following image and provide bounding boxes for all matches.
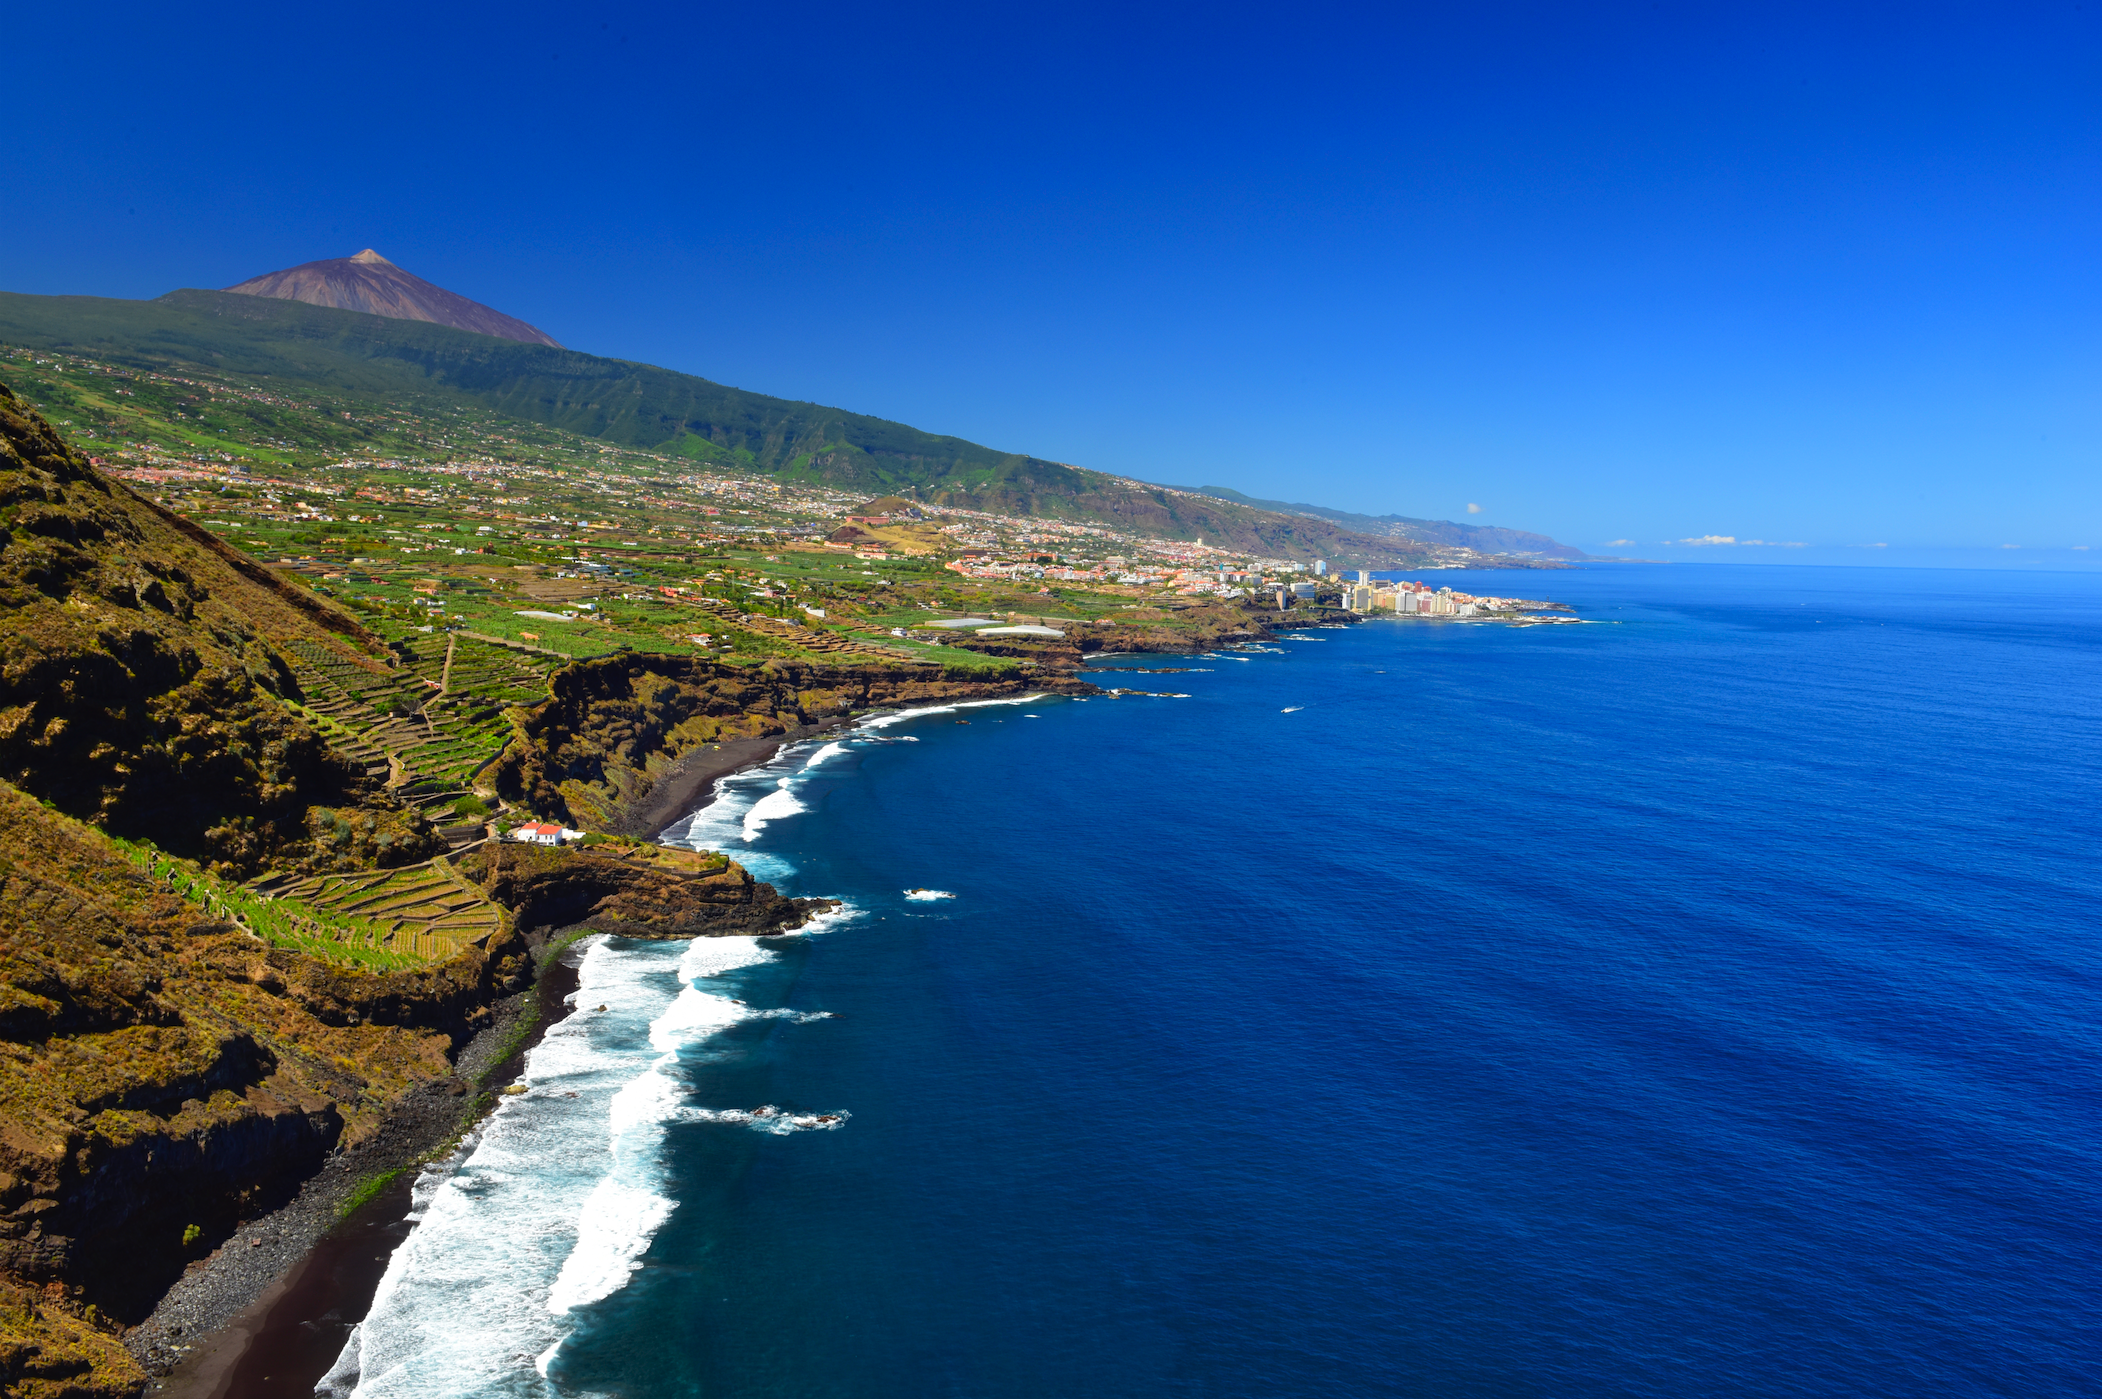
[111,837,427,970]
[337,1166,409,1220]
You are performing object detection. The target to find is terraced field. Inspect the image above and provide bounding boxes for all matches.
[254,859,508,962]
[115,840,501,969]
[283,633,556,829]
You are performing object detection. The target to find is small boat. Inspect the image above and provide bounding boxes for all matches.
[1281,706,1304,713]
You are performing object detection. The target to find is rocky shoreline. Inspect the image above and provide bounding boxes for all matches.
[620,722,846,839]
[130,947,573,1398]
[111,687,1134,1395]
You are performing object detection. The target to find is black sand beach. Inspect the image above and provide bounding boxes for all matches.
[133,706,913,1396]
[137,953,582,1398]
[622,722,846,838]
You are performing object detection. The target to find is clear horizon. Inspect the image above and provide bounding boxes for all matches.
[4,1,2096,562]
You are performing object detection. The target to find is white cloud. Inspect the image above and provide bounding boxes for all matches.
[1674,535,1804,548]
[1466,502,1482,514]
[1604,539,1633,547]
[2075,546,2091,551]
[2001,543,2022,549]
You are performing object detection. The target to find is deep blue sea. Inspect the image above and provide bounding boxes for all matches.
[334,564,2102,1399]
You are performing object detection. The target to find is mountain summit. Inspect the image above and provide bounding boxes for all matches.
[223,248,561,347]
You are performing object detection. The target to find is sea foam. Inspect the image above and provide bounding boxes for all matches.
[332,932,840,1397]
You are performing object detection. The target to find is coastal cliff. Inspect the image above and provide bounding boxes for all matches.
[0,389,541,1395]
[458,842,833,939]
[493,653,1097,833]
[0,782,530,1398]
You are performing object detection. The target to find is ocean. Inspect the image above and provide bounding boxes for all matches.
[328,563,2102,1398]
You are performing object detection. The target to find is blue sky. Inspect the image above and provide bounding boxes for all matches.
[5,1,2099,562]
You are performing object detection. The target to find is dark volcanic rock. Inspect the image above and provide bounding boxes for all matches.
[459,842,834,938]
[494,653,1097,832]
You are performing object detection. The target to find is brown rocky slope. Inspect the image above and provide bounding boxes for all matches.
[0,782,531,1398]
[0,380,438,878]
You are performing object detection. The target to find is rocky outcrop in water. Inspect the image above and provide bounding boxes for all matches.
[459,843,833,939]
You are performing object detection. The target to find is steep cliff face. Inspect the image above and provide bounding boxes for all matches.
[0,782,530,1397]
[494,654,1094,830]
[458,843,833,939]
[0,380,435,878]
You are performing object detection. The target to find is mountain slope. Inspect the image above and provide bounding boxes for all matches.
[0,779,527,1397]
[0,378,436,875]
[225,249,562,348]
[0,288,1573,566]
[1181,486,1587,560]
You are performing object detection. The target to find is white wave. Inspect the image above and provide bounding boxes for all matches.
[684,1105,850,1134]
[544,1174,676,1316]
[904,889,955,901]
[802,740,852,767]
[858,693,1045,732]
[740,780,808,841]
[338,931,838,1397]
[664,772,765,851]
[680,932,778,982]
[860,704,954,730]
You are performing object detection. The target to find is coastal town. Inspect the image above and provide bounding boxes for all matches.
[0,344,1571,671]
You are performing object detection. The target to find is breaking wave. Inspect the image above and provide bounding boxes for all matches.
[328,933,842,1397]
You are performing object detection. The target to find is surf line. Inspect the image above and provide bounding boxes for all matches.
[338,693,1065,1393]
[661,691,1056,852]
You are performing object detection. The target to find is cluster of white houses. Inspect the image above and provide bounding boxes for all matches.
[1278,577,1515,616]
[1358,581,1502,615]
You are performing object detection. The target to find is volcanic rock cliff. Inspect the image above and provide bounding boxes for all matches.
[458,843,832,939]
[0,783,530,1398]
[494,652,1097,833]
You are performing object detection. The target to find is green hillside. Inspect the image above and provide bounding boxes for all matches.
[0,288,1563,566]
[1180,485,1587,560]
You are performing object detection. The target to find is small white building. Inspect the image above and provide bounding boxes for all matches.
[512,822,572,846]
